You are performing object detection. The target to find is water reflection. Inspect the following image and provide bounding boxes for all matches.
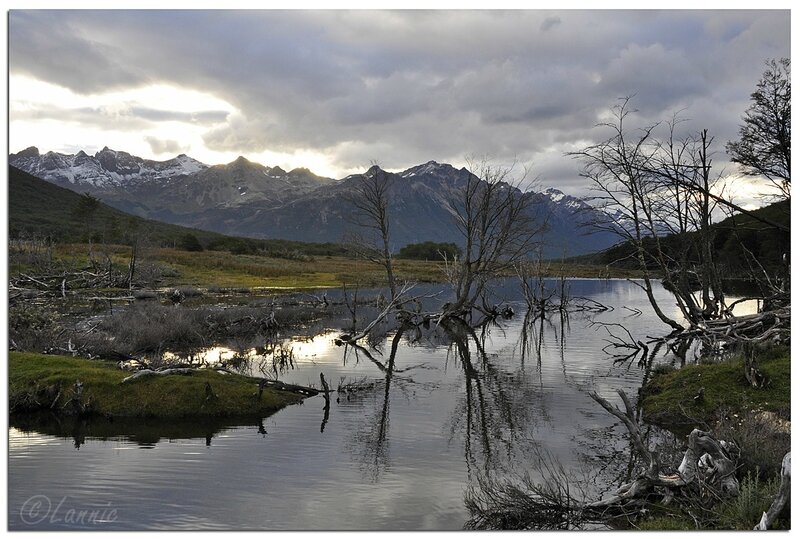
[8,279,757,530]
[346,328,405,481]
[9,414,269,449]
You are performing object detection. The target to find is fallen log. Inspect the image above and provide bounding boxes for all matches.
[213,368,320,396]
[118,364,322,398]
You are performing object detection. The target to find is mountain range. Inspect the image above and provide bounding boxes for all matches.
[10,147,619,257]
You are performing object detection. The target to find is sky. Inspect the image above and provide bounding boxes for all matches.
[7,9,791,202]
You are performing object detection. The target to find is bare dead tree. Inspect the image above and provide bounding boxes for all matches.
[570,99,785,335]
[647,122,727,321]
[568,98,684,331]
[345,163,398,300]
[443,158,546,318]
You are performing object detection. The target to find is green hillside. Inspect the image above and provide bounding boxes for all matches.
[575,200,790,277]
[8,165,347,257]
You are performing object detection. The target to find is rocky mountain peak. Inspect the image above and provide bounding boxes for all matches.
[400,160,458,179]
[365,164,387,177]
[12,146,40,159]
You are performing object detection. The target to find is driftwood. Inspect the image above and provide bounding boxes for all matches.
[755,452,791,530]
[211,368,320,397]
[466,391,745,530]
[10,268,135,298]
[119,365,321,398]
[120,368,195,384]
[677,429,739,496]
[61,379,91,415]
[587,390,739,511]
[676,307,790,346]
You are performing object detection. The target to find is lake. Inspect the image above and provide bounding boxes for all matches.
[8,279,736,530]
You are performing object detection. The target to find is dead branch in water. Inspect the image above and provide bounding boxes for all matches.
[119,366,319,397]
[466,389,744,530]
[319,372,331,433]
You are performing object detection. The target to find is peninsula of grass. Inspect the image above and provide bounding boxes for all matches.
[640,346,790,429]
[9,352,305,419]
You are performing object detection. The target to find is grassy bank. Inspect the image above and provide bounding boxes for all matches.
[9,352,305,419]
[640,346,790,429]
[634,346,791,530]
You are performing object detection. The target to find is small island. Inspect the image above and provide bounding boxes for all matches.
[10,352,308,419]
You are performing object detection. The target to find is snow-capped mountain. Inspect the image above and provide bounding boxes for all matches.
[160,161,619,257]
[10,146,207,190]
[9,148,620,257]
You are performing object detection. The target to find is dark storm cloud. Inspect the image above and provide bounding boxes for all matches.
[9,10,790,185]
[9,11,145,93]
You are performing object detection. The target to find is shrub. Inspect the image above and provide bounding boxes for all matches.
[178,233,204,252]
[718,472,780,529]
[9,303,65,353]
[714,407,790,480]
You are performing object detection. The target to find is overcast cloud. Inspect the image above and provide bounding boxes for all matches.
[8,9,790,197]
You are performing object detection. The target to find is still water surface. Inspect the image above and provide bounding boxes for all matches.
[8,279,738,530]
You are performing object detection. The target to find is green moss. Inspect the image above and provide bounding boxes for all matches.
[9,352,304,418]
[641,347,790,429]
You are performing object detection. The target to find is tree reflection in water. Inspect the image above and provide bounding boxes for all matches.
[344,327,408,482]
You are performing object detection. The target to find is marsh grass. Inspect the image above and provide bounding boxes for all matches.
[713,408,791,480]
[718,472,782,530]
[46,243,631,289]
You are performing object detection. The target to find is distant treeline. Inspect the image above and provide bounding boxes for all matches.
[396,241,462,260]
